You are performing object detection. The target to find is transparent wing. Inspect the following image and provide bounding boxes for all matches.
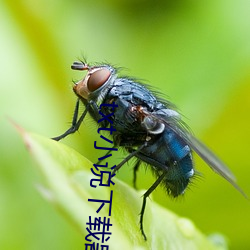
[169,121,247,198]
[148,110,247,198]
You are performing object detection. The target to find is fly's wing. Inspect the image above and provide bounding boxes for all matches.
[151,110,247,198]
[183,132,248,197]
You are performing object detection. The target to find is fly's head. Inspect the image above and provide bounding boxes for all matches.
[72,61,116,101]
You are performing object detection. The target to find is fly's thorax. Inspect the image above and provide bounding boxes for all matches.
[141,109,181,135]
[73,64,117,104]
[142,115,165,134]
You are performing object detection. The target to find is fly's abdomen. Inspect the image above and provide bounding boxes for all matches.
[163,129,194,196]
[138,128,194,197]
[164,153,193,197]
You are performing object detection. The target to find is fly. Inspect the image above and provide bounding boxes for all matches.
[52,60,247,240]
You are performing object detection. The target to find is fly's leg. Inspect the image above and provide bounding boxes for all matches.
[111,143,146,176]
[52,99,89,141]
[133,160,141,189]
[102,149,141,188]
[140,172,167,240]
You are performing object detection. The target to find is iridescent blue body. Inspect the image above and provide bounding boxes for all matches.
[95,77,194,197]
[52,61,245,240]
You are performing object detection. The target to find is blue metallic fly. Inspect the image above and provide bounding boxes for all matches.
[52,60,246,240]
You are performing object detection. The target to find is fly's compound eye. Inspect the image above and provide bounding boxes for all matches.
[87,68,111,92]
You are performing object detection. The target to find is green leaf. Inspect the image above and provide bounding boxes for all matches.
[18,127,227,250]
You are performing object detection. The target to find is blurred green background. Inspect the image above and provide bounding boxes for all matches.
[1,0,250,249]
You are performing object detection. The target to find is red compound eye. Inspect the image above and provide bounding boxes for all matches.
[87,68,111,92]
